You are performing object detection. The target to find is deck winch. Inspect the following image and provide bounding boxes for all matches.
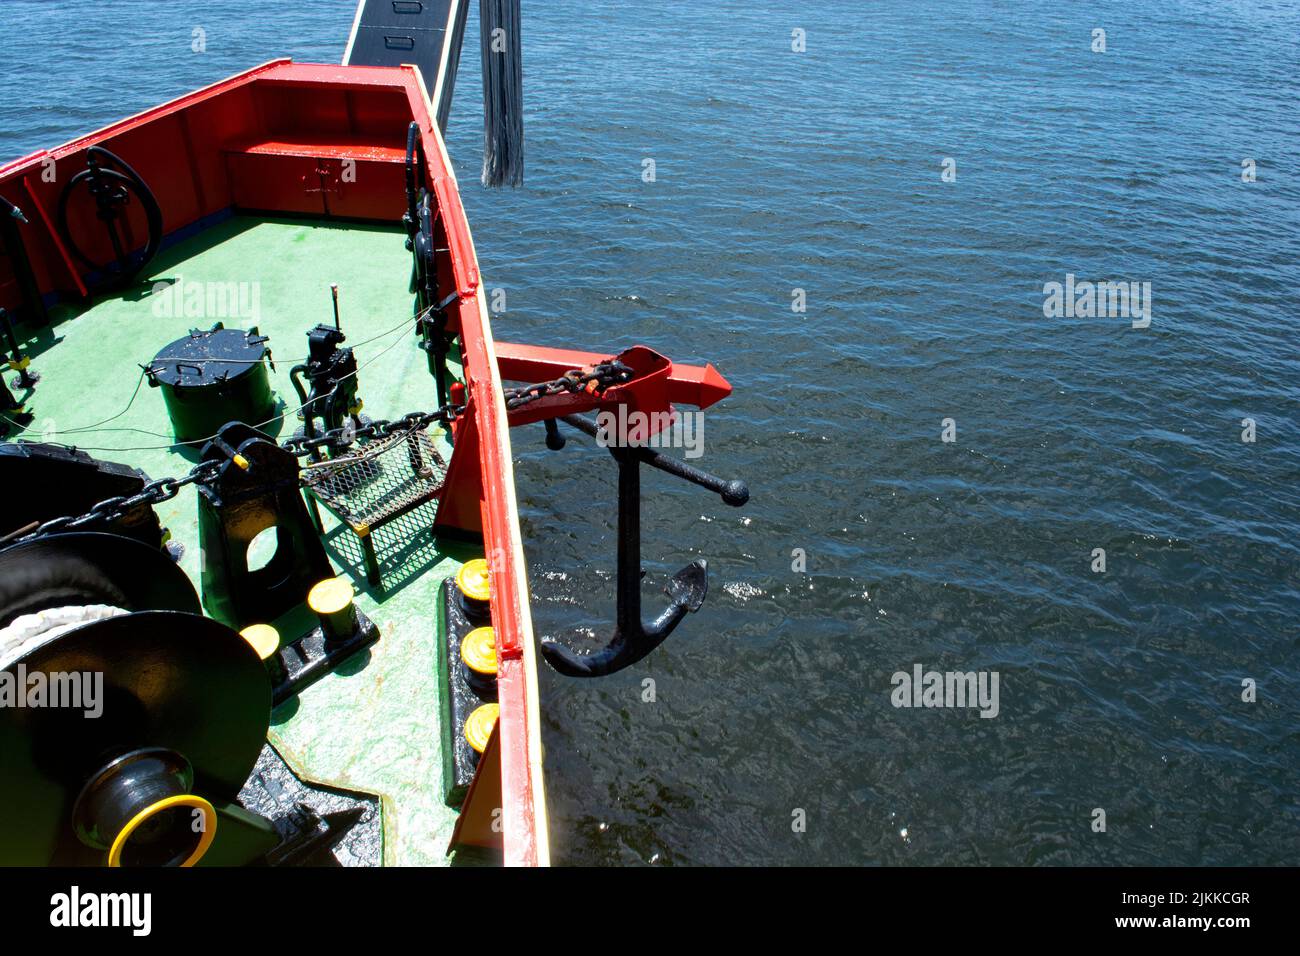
[0,532,279,866]
[0,528,378,866]
[147,323,276,444]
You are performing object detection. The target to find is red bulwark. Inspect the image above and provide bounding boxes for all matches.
[0,60,548,866]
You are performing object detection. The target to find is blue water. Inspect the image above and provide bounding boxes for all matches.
[2,0,1297,865]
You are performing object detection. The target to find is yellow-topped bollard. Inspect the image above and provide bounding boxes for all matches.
[240,623,285,683]
[460,626,498,674]
[464,702,500,756]
[307,577,358,645]
[460,625,499,700]
[454,558,492,622]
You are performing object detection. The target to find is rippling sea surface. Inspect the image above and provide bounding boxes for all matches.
[3,0,1297,865]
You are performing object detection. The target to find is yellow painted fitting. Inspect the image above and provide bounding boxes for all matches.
[349,400,364,415]
[240,623,281,661]
[232,453,250,470]
[307,577,354,616]
[455,558,491,603]
[460,626,498,675]
[354,522,370,537]
[464,702,500,754]
[107,794,217,868]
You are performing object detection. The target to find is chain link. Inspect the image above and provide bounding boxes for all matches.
[14,411,460,543]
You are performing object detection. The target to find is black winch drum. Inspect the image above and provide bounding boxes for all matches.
[150,326,275,443]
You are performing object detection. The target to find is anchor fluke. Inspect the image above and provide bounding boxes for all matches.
[540,559,708,678]
[665,558,708,613]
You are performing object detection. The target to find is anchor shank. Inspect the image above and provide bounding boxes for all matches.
[615,449,642,634]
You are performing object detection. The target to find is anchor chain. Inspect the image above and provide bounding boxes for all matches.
[502,360,632,411]
[14,462,223,541]
[9,356,631,544]
[279,407,461,458]
[13,409,459,543]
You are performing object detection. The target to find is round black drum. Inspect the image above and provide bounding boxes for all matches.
[150,325,275,443]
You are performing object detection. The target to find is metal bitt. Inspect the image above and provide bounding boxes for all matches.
[259,578,380,707]
[196,423,333,629]
[241,580,380,709]
[539,416,749,678]
[308,577,360,645]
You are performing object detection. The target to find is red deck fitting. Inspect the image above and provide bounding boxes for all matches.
[494,341,733,411]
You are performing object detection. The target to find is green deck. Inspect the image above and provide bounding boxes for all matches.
[10,216,478,865]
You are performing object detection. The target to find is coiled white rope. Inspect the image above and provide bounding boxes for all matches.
[0,605,127,669]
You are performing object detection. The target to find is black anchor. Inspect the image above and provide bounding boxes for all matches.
[539,414,748,678]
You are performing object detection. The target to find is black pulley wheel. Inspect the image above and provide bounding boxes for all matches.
[0,610,269,865]
[0,532,200,628]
